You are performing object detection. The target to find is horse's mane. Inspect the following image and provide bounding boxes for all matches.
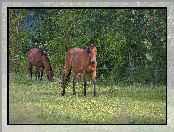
[38,48,46,56]
[86,47,90,53]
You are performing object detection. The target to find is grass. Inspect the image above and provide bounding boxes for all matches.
[9,73,166,124]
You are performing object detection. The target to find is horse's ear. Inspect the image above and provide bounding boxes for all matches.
[90,44,96,47]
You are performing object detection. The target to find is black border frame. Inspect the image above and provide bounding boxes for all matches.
[7,6,167,125]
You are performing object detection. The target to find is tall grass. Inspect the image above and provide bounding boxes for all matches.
[9,73,166,124]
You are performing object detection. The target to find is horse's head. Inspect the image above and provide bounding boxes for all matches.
[86,44,97,64]
[47,70,54,82]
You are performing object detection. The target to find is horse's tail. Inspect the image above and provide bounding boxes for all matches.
[66,70,71,85]
[62,70,71,86]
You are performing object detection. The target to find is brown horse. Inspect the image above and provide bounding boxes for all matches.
[62,44,97,96]
[28,48,54,82]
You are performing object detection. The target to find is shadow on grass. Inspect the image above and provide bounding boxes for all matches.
[128,118,167,124]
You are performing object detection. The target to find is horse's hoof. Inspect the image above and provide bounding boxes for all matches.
[61,93,64,96]
[73,92,76,96]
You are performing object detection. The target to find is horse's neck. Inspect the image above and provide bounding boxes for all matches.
[43,56,52,71]
[45,64,52,71]
[84,50,91,61]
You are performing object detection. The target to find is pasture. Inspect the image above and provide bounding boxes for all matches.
[9,73,166,124]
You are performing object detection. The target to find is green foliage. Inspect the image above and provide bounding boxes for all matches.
[8,8,166,85]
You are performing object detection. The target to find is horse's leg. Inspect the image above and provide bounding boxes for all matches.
[35,66,40,80]
[38,71,40,79]
[92,71,97,97]
[73,72,79,95]
[62,69,71,96]
[28,63,33,79]
[82,72,87,96]
[40,66,44,80]
[62,73,66,96]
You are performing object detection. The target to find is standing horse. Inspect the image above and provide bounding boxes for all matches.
[62,44,97,96]
[28,48,54,82]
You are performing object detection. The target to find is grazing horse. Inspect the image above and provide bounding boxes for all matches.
[62,44,97,96]
[28,48,54,82]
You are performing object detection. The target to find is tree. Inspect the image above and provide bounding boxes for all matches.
[8,8,166,85]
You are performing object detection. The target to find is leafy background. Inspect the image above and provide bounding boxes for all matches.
[8,8,166,85]
[2,2,173,132]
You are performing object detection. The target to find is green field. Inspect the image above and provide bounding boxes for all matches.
[9,73,166,124]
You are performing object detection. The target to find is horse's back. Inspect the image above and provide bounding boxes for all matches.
[29,48,39,55]
[67,47,82,55]
[28,48,37,60]
[66,48,82,60]
[28,48,43,66]
[66,47,90,73]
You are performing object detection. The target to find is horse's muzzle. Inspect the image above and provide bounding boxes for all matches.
[49,78,54,82]
[91,59,96,64]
